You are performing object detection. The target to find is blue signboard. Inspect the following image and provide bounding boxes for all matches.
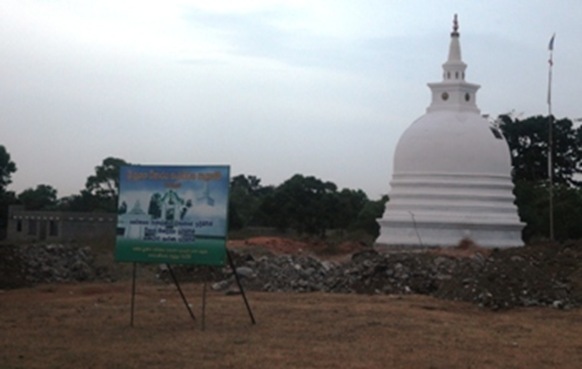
[115,165,229,265]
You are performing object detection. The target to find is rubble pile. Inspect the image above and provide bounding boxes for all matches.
[2,239,582,310]
[0,244,95,287]
[165,241,582,309]
[434,243,580,309]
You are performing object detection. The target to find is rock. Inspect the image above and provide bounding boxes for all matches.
[235,266,255,279]
[212,280,231,291]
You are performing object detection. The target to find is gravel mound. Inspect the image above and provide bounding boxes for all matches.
[3,240,582,310]
[0,244,96,287]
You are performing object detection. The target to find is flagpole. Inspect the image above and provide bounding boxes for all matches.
[547,33,555,242]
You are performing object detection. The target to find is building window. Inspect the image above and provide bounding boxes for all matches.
[28,219,37,235]
[16,220,22,232]
[49,221,58,236]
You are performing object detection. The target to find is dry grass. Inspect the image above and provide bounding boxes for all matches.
[2,281,582,369]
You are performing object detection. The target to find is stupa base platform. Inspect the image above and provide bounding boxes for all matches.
[375,216,524,249]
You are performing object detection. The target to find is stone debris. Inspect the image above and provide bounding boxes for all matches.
[2,240,582,310]
[0,243,95,287]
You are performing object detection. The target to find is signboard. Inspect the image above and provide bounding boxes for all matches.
[115,165,230,266]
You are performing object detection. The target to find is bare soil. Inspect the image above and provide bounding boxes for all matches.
[3,237,582,368]
[2,281,582,369]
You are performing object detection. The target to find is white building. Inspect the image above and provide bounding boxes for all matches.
[376,16,524,248]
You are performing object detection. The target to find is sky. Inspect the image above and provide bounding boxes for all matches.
[1,0,581,200]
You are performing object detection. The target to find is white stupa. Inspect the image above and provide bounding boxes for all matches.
[375,15,524,249]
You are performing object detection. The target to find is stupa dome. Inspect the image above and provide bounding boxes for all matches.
[394,112,513,175]
[376,15,524,248]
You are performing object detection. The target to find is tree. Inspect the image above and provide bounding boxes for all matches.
[514,180,582,242]
[57,190,99,212]
[84,157,128,212]
[499,115,582,186]
[228,174,273,230]
[0,145,17,234]
[259,174,338,237]
[230,173,387,238]
[499,114,582,241]
[334,189,368,230]
[0,145,16,195]
[351,195,389,237]
[18,184,58,210]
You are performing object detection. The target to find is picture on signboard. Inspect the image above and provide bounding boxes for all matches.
[115,165,230,266]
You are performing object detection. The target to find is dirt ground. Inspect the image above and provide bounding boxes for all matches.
[2,281,582,369]
[3,237,582,368]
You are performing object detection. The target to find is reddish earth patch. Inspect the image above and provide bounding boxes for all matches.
[429,238,493,259]
[228,237,310,254]
[228,236,368,260]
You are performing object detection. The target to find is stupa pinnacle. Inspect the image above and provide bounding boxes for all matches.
[375,15,524,248]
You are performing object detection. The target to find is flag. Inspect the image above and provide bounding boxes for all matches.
[548,33,555,51]
[548,33,555,66]
[547,33,555,105]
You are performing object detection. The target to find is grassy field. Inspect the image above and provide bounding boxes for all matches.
[2,281,582,369]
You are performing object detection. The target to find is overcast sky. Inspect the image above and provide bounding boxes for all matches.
[1,0,581,200]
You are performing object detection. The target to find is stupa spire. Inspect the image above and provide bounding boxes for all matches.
[427,14,480,113]
[451,13,459,36]
[443,13,466,80]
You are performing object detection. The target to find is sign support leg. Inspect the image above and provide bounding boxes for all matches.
[201,279,207,331]
[166,263,196,322]
[227,250,256,325]
[130,262,137,327]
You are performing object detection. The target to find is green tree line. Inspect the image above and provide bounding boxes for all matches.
[2,113,582,242]
[499,114,582,241]
[0,155,388,239]
[228,173,388,238]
